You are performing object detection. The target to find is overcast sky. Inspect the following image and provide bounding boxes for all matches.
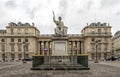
[0,0,120,35]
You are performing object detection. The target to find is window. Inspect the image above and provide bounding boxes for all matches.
[26,45,28,51]
[18,45,21,51]
[98,29,101,34]
[18,29,21,34]
[104,44,107,51]
[91,44,95,51]
[25,29,28,34]
[25,54,29,58]
[18,39,21,42]
[11,38,14,42]
[91,30,95,34]
[91,38,95,42]
[11,44,14,51]
[104,38,107,42]
[1,39,5,42]
[11,29,14,34]
[11,54,15,60]
[1,31,4,34]
[25,38,28,42]
[1,44,5,51]
[18,54,22,59]
[104,28,108,34]
[98,44,101,52]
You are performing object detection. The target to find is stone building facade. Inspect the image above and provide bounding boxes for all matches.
[113,31,120,57]
[0,22,40,61]
[81,22,112,60]
[0,22,112,61]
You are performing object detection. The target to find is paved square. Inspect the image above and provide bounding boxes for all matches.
[0,61,120,77]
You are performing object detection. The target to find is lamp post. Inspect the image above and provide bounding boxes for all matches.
[23,41,26,63]
[94,40,99,63]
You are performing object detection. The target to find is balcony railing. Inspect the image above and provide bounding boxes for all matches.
[83,32,112,37]
[0,33,39,37]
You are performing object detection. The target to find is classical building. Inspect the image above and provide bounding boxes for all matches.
[81,22,112,60]
[0,22,40,61]
[0,22,112,61]
[113,31,120,57]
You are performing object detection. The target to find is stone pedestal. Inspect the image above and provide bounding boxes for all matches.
[52,37,68,56]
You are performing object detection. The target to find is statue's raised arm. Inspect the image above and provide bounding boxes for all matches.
[52,11,56,22]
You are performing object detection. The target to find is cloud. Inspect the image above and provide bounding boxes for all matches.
[116,11,120,16]
[58,0,69,19]
[5,0,16,8]
[101,0,119,8]
[0,0,119,35]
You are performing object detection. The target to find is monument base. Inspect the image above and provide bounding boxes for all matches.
[31,55,90,70]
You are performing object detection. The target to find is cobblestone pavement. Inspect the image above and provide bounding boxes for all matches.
[0,61,120,77]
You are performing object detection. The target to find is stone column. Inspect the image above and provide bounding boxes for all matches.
[77,41,79,55]
[73,41,76,47]
[0,52,2,61]
[39,42,41,55]
[41,41,44,55]
[46,41,49,55]
[72,41,75,55]
[81,41,84,54]
[38,42,40,54]
[48,41,50,55]
[71,41,73,54]
[80,41,81,54]
[68,41,72,54]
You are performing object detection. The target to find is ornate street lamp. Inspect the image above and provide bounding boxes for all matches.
[94,40,99,63]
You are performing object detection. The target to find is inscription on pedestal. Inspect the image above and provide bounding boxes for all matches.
[52,41,68,56]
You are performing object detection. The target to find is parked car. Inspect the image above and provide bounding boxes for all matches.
[22,58,32,61]
[105,56,118,61]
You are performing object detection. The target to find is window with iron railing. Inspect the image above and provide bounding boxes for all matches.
[25,29,28,34]
[104,38,107,42]
[98,44,101,51]
[104,28,108,34]
[91,44,95,51]
[18,54,22,59]
[11,29,14,34]
[104,44,108,51]
[98,29,101,34]
[18,45,22,52]
[26,45,28,51]
[18,29,21,34]
[1,44,5,51]
[11,44,14,52]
